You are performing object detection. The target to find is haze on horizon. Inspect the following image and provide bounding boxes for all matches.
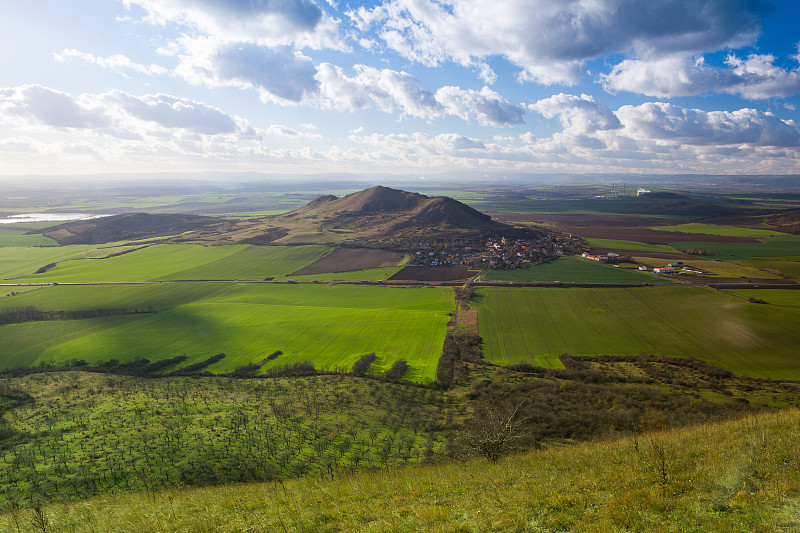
[1,0,800,182]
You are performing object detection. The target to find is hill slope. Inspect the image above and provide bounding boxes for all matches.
[183,186,536,245]
[6,409,798,532]
[38,213,226,245]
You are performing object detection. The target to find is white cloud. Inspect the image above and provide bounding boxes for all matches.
[528,93,620,135]
[54,49,169,78]
[174,38,319,105]
[435,86,524,127]
[316,64,524,126]
[615,102,800,147]
[350,0,769,85]
[123,0,342,49]
[602,48,800,99]
[0,85,255,140]
[265,124,322,139]
[0,85,111,129]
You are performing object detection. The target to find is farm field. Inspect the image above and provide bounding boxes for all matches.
[288,248,406,276]
[0,245,110,279]
[482,256,671,283]
[735,259,800,280]
[280,267,404,281]
[473,286,800,379]
[673,235,800,258]
[649,223,786,237]
[631,257,783,279]
[583,238,677,253]
[13,244,330,282]
[0,228,57,247]
[725,289,800,307]
[0,284,453,381]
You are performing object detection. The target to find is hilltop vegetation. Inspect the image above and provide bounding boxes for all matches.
[2,408,798,532]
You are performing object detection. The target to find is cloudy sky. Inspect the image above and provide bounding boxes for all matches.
[1,0,800,178]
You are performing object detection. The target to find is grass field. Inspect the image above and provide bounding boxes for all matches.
[673,235,800,259]
[0,245,108,279]
[15,244,330,282]
[279,266,404,281]
[725,289,800,307]
[735,259,800,280]
[0,284,453,381]
[0,229,57,247]
[473,286,800,379]
[584,238,677,253]
[482,256,672,283]
[649,223,787,237]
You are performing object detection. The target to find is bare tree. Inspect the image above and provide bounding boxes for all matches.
[459,402,528,462]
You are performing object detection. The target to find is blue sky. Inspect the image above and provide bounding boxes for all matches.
[1,0,799,179]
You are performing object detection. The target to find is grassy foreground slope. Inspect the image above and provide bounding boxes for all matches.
[4,409,798,532]
[474,286,800,378]
[0,284,453,381]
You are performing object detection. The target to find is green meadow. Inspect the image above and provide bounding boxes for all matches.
[0,228,57,247]
[583,238,677,253]
[0,284,453,382]
[280,266,404,281]
[674,235,800,258]
[473,286,800,379]
[726,289,800,307]
[483,256,671,283]
[15,244,331,282]
[650,223,786,237]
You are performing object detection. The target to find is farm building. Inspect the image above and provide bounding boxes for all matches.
[582,252,622,262]
[653,267,676,274]
[668,262,684,267]
[638,265,648,271]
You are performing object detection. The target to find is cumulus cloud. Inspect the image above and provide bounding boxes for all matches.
[0,85,255,139]
[123,0,341,49]
[528,93,620,135]
[602,47,800,99]
[0,85,111,129]
[616,102,800,147]
[54,49,169,78]
[175,38,319,104]
[349,0,770,85]
[316,64,524,126]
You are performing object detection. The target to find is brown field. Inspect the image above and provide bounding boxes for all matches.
[389,265,477,281]
[494,213,763,243]
[289,247,404,275]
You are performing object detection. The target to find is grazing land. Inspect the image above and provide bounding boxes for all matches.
[473,286,800,379]
[725,289,800,307]
[482,256,671,283]
[0,284,453,381]
[0,229,57,247]
[389,265,477,281]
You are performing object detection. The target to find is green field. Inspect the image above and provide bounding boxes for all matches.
[15,244,330,282]
[631,257,783,278]
[0,228,57,247]
[473,286,800,379]
[649,223,786,237]
[279,267,404,281]
[482,256,672,283]
[0,245,108,279]
[584,238,677,253]
[673,235,800,259]
[0,284,453,381]
[735,259,800,280]
[726,289,800,307]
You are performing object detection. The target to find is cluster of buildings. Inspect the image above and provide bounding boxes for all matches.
[581,252,623,262]
[382,234,573,269]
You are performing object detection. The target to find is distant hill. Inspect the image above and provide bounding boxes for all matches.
[182,186,542,245]
[37,213,226,245]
